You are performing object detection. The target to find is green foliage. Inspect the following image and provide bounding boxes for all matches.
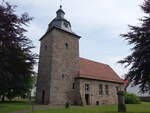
[119,0,150,94]
[0,1,37,101]
[125,93,141,104]
[65,102,70,108]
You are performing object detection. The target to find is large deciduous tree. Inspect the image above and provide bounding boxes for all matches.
[119,0,150,94]
[0,1,37,101]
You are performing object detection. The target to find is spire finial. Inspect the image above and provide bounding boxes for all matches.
[60,0,62,8]
[60,5,62,9]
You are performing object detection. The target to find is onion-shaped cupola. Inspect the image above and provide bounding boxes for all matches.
[48,5,72,33]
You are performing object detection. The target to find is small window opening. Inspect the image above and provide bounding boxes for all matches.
[105,85,109,95]
[72,83,75,89]
[44,45,47,50]
[99,84,103,95]
[64,22,68,28]
[65,43,68,49]
[85,84,90,91]
[116,87,119,93]
[62,74,65,79]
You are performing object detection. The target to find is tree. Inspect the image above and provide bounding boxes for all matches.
[119,0,150,94]
[0,1,37,101]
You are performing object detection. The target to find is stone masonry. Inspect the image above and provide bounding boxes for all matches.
[36,6,124,106]
[75,79,124,106]
[36,28,80,105]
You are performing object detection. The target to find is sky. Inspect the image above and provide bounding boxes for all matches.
[4,0,144,78]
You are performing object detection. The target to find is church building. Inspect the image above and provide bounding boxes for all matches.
[36,6,124,106]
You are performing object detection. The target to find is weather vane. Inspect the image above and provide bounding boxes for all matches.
[60,0,62,8]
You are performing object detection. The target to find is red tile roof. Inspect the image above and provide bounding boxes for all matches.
[78,58,124,83]
[123,79,129,87]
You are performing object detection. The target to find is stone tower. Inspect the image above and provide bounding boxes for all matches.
[36,6,81,105]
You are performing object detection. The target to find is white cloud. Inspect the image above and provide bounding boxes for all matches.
[5,0,144,76]
[7,0,144,27]
[63,0,144,27]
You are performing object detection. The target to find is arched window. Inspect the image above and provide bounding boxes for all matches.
[99,84,103,95]
[105,85,109,95]
[44,45,47,50]
[65,43,68,49]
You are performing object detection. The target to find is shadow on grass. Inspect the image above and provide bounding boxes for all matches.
[0,105,7,108]
[0,100,31,104]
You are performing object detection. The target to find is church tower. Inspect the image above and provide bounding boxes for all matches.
[36,6,81,105]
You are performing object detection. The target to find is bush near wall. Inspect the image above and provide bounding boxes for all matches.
[125,93,141,104]
[140,97,150,102]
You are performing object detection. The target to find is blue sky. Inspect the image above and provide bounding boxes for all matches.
[5,0,144,78]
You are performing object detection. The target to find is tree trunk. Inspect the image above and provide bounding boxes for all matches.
[2,95,5,102]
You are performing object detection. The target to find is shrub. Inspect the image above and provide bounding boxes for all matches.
[125,93,141,104]
[65,102,70,108]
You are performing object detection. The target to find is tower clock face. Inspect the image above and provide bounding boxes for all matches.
[64,22,68,28]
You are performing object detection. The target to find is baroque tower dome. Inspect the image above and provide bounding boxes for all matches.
[48,5,72,33]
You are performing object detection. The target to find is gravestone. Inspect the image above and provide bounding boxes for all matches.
[117,91,126,112]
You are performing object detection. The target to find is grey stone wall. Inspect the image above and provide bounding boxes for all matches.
[36,28,80,105]
[76,78,124,106]
[36,27,124,106]
[36,31,53,104]
[49,29,80,105]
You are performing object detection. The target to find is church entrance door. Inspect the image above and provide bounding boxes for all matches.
[42,90,45,104]
[85,94,90,105]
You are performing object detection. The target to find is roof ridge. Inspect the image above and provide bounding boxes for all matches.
[80,57,108,66]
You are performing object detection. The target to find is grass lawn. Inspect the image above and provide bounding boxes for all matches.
[0,100,149,113]
[0,99,32,113]
[28,102,150,113]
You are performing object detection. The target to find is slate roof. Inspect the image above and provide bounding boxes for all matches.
[78,57,124,83]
